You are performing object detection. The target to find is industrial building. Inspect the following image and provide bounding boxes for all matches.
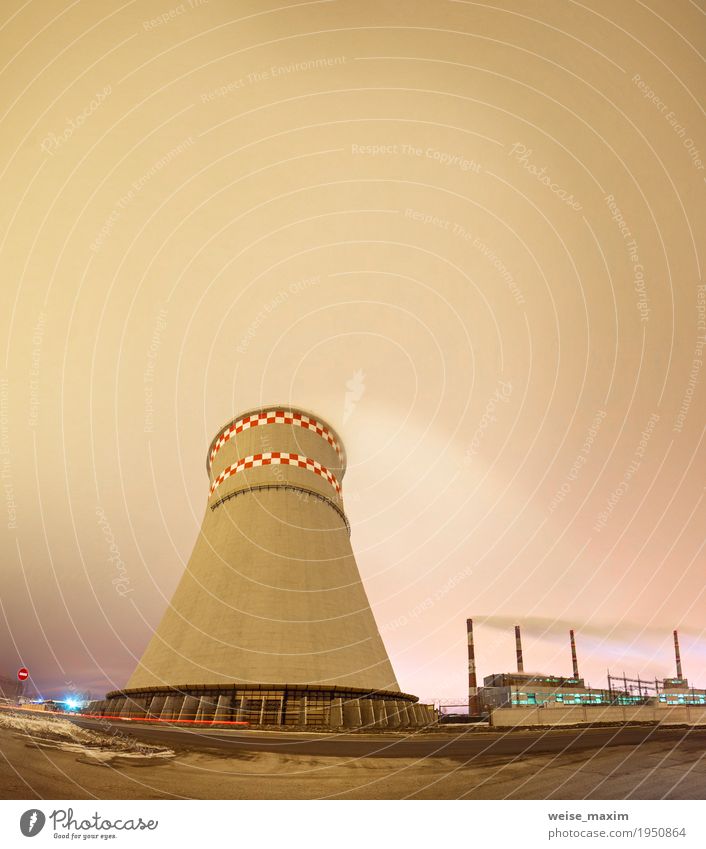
[467,620,705,716]
[657,631,706,705]
[472,623,599,711]
[480,674,596,708]
[90,406,431,729]
[603,630,705,706]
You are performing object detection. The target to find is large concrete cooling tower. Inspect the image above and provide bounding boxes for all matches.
[97,406,425,729]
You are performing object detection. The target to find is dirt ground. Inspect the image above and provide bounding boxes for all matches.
[1,721,705,799]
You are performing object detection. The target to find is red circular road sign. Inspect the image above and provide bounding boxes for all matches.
[17,667,29,681]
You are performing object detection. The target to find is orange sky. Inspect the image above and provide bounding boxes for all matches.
[1,0,704,701]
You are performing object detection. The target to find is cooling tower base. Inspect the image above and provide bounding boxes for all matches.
[92,684,432,729]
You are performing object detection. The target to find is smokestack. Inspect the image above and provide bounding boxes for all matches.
[673,630,683,679]
[467,618,480,716]
[570,629,579,679]
[514,625,524,673]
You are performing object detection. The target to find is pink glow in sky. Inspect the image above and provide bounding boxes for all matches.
[1,0,704,703]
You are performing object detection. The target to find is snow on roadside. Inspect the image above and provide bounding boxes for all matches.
[0,709,174,763]
[0,710,104,743]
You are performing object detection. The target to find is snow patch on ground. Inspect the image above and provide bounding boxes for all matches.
[0,711,101,743]
[0,709,174,764]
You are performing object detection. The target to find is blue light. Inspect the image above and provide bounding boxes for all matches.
[63,698,81,710]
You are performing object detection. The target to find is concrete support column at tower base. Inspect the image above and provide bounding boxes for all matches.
[147,695,167,718]
[384,700,401,728]
[195,696,218,724]
[372,699,388,728]
[109,698,126,718]
[121,696,148,719]
[329,697,343,727]
[213,694,233,723]
[159,695,184,721]
[359,698,375,727]
[133,697,150,719]
[343,698,362,727]
[402,703,416,727]
[395,700,411,728]
[412,704,427,726]
[235,695,248,723]
[178,695,200,722]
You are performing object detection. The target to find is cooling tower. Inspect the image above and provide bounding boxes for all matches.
[98,406,424,729]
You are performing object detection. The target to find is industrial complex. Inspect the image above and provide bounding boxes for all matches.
[466,619,706,724]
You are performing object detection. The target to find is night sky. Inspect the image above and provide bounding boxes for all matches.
[1,0,704,703]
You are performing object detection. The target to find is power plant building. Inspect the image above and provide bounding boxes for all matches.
[478,626,599,710]
[480,673,596,709]
[92,407,429,729]
[473,624,705,713]
[657,631,706,705]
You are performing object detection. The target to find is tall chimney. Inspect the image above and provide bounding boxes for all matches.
[514,624,524,673]
[673,630,683,679]
[467,619,480,716]
[570,629,579,679]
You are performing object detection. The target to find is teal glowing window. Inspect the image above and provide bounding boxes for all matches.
[511,692,536,705]
[659,694,706,705]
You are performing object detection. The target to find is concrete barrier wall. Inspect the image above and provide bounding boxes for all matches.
[490,704,706,727]
[657,706,689,724]
[539,706,587,726]
[687,706,706,724]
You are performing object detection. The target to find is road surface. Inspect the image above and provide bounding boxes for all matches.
[70,717,706,760]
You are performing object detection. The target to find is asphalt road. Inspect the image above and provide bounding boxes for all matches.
[70,717,706,760]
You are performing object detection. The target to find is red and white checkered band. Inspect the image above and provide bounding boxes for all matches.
[209,410,342,469]
[209,452,341,498]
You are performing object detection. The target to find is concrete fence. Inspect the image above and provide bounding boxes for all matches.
[490,703,706,728]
